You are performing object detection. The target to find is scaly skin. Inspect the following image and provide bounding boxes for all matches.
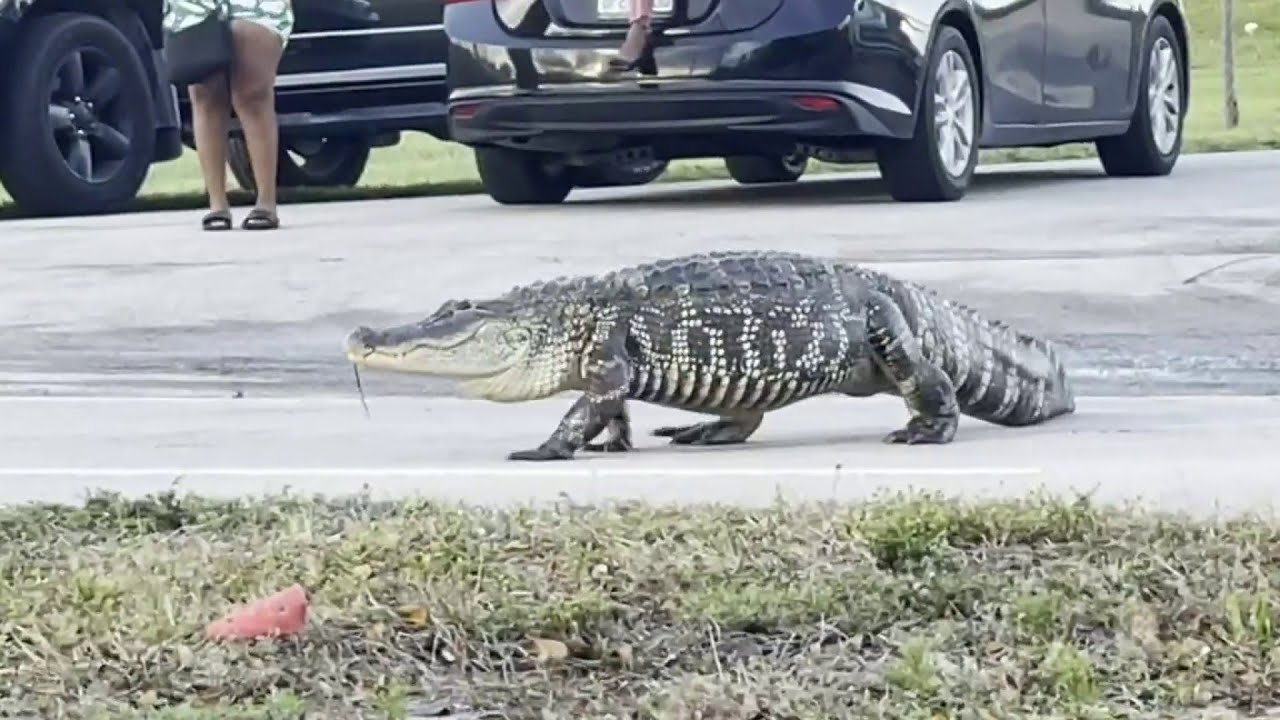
[345,251,1076,461]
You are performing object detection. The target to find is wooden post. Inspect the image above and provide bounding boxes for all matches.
[1223,0,1239,127]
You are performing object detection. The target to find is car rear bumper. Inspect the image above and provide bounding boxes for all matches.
[448,78,916,148]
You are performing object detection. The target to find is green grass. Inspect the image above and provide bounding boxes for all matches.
[3,489,1280,718]
[0,0,1276,216]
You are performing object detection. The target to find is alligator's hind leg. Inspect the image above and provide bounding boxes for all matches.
[583,405,634,453]
[652,412,764,446]
[865,290,960,445]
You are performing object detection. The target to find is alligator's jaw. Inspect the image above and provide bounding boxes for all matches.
[344,325,513,379]
[344,325,571,403]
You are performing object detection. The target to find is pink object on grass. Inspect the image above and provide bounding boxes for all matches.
[205,584,310,642]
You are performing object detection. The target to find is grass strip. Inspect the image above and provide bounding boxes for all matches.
[2,489,1279,719]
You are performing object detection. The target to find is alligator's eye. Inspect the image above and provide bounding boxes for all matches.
[503,328,532,347]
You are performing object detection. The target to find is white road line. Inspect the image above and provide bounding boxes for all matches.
[0,467,1044,478]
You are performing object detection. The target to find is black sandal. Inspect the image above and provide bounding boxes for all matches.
[201,209,232,231]
[241,207,280,231]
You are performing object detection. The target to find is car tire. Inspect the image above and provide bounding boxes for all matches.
[474,146,573,205]
[723,151,808,184]
[228,136,372,191]
[572,158,669,188]
[1095,15,1184,177]
[875,25,979,202]
[0,12,155,217]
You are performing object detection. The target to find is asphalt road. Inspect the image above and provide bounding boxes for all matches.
[1,150,1277,512]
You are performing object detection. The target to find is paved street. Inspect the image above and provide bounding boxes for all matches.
[1,150,1277,512]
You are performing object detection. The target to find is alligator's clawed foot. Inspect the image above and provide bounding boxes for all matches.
[882,416,958,445]
[583,436,633,453]
[507,441,576,461]
[652,420,754,446]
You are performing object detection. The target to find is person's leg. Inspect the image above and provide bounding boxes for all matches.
[227,16,287,228]
[611,0,653,66]
[187,73,234,229]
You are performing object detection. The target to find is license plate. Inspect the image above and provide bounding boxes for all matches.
[597,0,673,19]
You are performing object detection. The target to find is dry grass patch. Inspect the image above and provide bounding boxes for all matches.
[2,490,1279,719]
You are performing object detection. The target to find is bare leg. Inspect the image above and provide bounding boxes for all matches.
[611,0,653,65]
[228,19,285,221]
[187,73,232,221]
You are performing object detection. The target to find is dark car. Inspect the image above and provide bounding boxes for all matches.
[0,0,187,216]
[187,0,453,192]
[191,0,669,193]
[443,0,1191,205]
[203,0,669,192]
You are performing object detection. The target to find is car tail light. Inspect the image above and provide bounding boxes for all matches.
[451,102,482,120]
[791,95,840,112]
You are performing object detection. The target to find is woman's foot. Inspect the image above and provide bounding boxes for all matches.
[608,19,655,73]
[241,206,280,230]
[202,209,233,231]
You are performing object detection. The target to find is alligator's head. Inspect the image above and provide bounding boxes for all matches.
[344,297,579,403]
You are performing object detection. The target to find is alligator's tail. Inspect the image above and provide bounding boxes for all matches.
[880,276,1077,427]
[951,319,1077,427]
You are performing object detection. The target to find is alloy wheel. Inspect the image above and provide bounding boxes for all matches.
[45,47,134,184]
[1147,36,1181,156]
[933,49,976,179]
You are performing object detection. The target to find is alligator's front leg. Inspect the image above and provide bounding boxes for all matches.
[864,290,960,444]
[508,335,631,461]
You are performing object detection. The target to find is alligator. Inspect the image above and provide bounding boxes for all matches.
[344,250,1075,461]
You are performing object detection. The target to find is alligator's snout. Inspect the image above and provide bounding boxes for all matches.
[345,326,378,361]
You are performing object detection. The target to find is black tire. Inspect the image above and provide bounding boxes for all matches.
[0,12,155,217]
[723,151,808,184]
[572,158,669,188]
[875,25,979,202]
[474,146,573,205]
[1095,15,1184,177]
[228,136,372,191]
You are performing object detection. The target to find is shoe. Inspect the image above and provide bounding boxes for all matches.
[608,20,657,75]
